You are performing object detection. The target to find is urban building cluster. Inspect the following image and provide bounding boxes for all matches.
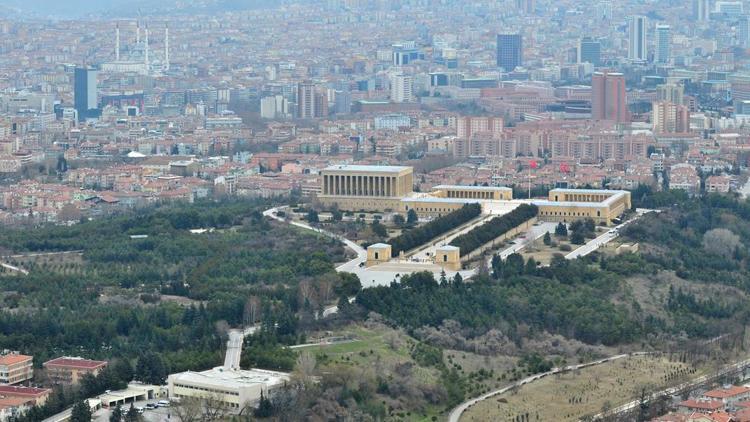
[0,0,749,224]
[655,385,750,422]
[0,352,108,419]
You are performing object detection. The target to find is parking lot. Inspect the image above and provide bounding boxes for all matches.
[93,399,175,422]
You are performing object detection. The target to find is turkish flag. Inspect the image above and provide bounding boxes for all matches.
[529,160,538,169]
[560,163,569,173]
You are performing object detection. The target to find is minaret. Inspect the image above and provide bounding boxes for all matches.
[136,21,140,44]
[115,23,120,61]
[164,24,170,71]
[144,25,149,70]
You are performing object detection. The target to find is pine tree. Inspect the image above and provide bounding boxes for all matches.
[543,231,552,245]
[110,404,123,422]
[254,390,274,417]
[71,400,92,422]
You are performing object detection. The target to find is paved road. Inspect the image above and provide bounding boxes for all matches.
[223,329,245,370]
[448,353,643,422]
[410,213,506,261]
[592,357,750,419]
[263,206,366,273]
[565,209,655,260]
[0,262,28,275]
[494,222,557,260]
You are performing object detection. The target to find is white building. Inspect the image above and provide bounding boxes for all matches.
[167,367,289,412]
[628,15,647,62]
[374,114,411,131]
[390,74,414,103]
[655,24,671,64]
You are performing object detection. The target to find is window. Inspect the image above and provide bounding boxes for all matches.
[374,252,379,260]
[443,255,448,262]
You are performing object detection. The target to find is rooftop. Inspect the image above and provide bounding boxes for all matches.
[678,399,724,410]
[401,197,483,204]
[323,165,412,174]
[0,354,32,366]
[433,185,512,192]
[704,386,750,399]
[368,243,391,249]
[44,357,107,369]
[169,367,289,390]
[0,385,50,397]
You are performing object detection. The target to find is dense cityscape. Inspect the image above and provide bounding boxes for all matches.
[2,0,750,421]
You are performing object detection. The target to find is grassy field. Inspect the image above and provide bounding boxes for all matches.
[303,323,445,421]
[462,355,697,422]
[521,236,573,265]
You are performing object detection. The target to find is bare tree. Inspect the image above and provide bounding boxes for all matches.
[317,274,336,305]
[702,228,742,257]
[214,320,230,341]
[298,279,317,309]
[201,392,231,420]
[243,295,261,327]
[171,397,202,422]
[296,351,317,385]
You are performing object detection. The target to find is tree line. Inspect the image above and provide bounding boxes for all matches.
[389,204,482,257]
[450,204,538,255]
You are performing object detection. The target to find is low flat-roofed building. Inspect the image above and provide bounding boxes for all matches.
[168,367,289,412]
[366,243,392,266]
[97,382,161,408]
[43,357,108,386]
[401,197,483,218]
[0,385,51,406]
[0,353,33,385]
[318,165,413,212]
[431,185,513,200]
[533,188,631,225]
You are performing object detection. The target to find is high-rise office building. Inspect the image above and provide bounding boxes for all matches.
[314,91,329,118]
[515,0,535,14]
[729,73,750,109]
[334,90,352,114]
[655,24,671,64]
[716,1,743,16]
[628,15,648,62]
[74,67,98,122]
[578,37,601,66]
[740,16,750,47]
[656,84,685,105]
[297,81,316,119]
[390,74,414,103]
[591,71,629,123]
[693,0,709,21]
[392,42,420,66]
[497,33,523,71]
[652,101,690,133]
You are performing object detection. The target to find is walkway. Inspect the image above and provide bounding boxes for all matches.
[448,353,644,422]
[410,203,520,261]
[565,209,655,260]
[263,206,366,273]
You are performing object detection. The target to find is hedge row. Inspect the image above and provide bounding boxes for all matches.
[449,204,538,255]
[390,203,482,257]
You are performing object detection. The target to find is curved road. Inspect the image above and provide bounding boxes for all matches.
[448,353,646,422]
[263,206,366,272]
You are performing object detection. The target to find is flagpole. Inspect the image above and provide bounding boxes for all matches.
[528,161,531,199]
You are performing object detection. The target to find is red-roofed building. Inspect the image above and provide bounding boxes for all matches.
[43,357,108,386]
[703,386,750,405]
[0,396,34,421]
[0,385,51,406]
[0,353,33,385]
[678,399,725,414]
